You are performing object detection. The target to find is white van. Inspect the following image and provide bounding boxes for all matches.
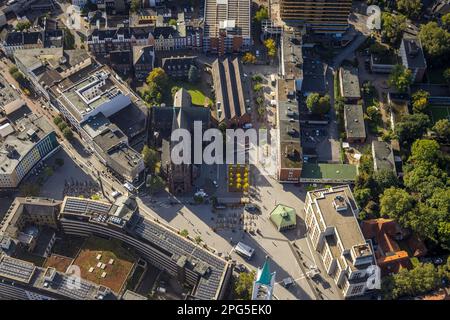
[111,191,122,198]
[123,182,135,192]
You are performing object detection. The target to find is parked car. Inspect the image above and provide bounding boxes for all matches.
[244,204,261,213]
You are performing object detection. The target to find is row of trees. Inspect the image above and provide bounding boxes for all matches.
[53,116,74,140]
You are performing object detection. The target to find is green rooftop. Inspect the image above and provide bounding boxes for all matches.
[270,205,297,231]
[300,163,357,182]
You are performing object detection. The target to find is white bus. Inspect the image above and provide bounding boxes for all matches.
[234,242,255,260]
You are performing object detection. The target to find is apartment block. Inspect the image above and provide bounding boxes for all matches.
[203,0,251,54]
[304,186,375,298]
[0,100,59,189]
[280,0,352,35]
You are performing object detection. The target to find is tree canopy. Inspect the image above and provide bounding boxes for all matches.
[389,64,413,93]
[412,90,430,114]
[254,7,269,22]
[306,93,331,116]
[381,13,407,45]
[233,271,256,300]
[264,38,277,58]
[141,145,159,173]
[419,22,450,58]
[396,0,422,19]
[433,119,450,142]
[395,113,431,146]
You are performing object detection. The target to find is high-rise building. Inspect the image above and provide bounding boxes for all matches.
[280,0,353,35]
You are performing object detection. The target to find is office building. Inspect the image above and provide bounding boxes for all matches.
[0,101,59,189]
[304,186,375,298]
[280,0,352,35]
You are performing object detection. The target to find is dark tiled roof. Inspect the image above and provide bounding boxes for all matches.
[402,36,427,69]
[161,56,196,70]
[153,26,179,38]
[110,50,132,65]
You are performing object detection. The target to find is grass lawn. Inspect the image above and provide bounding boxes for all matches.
[73,236,135,293]
[170,81,211,107]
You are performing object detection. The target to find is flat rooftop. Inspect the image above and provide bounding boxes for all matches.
[278,100,302,170]
[309,186,366,251]
[0,112,55,175]
[340,66,361,99]
[301,163,357,181]
[203,0,251,38]
[344,105,366,139]
[372,140,396,173]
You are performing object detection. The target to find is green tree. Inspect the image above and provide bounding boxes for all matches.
[168,19,177,26]
[403,162,448,199]
[385,263,441,299]
[444,68,450,84]
[62,127,73,140]
[306,93,330,115]
[412,90,430,113]
[410,139,441,164]
[442,13,450,31]
[379,187,415,222]
[53,116,63,126]
[366,105,381,122]
[354,187,373,209]
[395,113,431,145]
[148,174,165,194]
[234,271,256,300]
[180,229,189,237]
[63,29,75,50]
[91,194,101,200]
[419,22,450,58]
[142,82,163,105]
[254,6,269,22]
[130,0,141,13]
[396,0,422,19]
[264,38,277,58]
[389,64,413,93]
[194,235,202,244]
[381,13,407,45]
[146,67,168,88]
[188,65,199,83]
[242,52,257,64]
[141,145,159,173]
[9,66,18,74]
[253,83,263,92]
[433,119,450,142]
[58,121,68,131]
[374,169,399,192]
[15,21,31,31]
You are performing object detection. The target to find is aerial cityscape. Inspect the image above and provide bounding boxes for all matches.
[1,0,450,303]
